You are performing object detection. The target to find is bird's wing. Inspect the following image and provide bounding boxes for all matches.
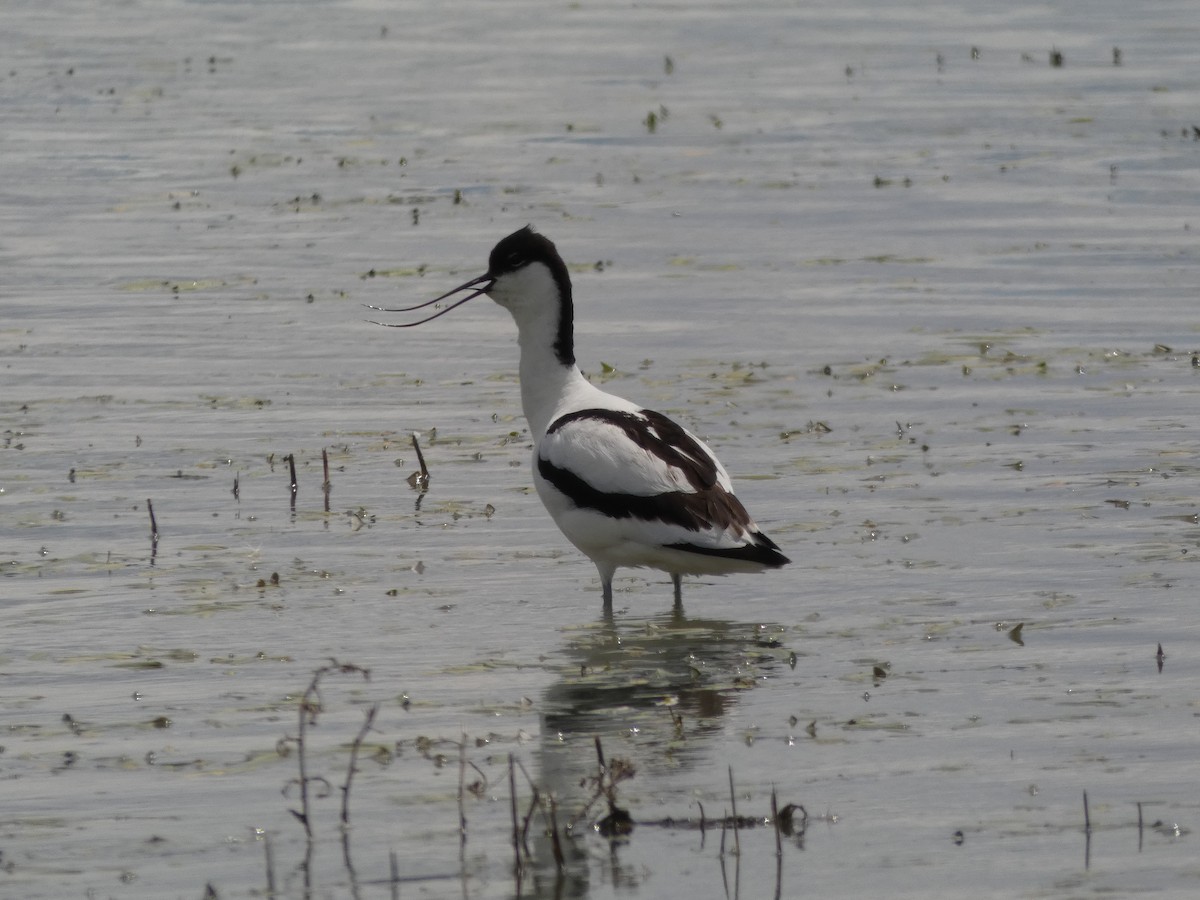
[538,407,755,543]
[542,407,730,493]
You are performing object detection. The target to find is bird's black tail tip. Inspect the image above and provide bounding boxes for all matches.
[754,531,790,568]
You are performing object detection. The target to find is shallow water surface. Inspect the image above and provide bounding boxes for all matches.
[4,0,1200,897]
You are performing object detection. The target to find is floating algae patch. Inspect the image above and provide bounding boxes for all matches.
[60,647,201,667]
[116,277,251,293]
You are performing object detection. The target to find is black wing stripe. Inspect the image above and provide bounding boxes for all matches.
[537,456,753,534]
[664,538,790,568]
[545,408,718,491]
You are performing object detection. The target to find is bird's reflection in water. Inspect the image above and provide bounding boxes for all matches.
[518,607,791,899]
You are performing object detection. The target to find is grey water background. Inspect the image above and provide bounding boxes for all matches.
[4,0,1200,896]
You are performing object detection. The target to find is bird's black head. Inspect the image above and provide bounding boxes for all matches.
[367,225,577,368]
[487,226,561,275]
[487,226,575,366]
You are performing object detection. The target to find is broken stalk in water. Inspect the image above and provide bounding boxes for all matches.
[146,498,159,549]
[322,447,331,512]
[285,453,298,509]
[408,432,430,489]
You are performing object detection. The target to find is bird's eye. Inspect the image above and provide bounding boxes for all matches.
[506,253,525,268]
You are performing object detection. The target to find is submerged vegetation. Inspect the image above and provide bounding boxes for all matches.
[264,659,814,898]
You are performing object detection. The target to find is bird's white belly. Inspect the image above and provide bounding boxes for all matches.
[532,461,768,577]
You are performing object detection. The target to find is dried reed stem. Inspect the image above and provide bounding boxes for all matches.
[457,731,469,848]
[412,432,429,481]
[322,448,331,512]
[263,830,276,897]
[509,754,522,875]
[147,498,159,543]
[728,766,741,857]
[341,703,379,826]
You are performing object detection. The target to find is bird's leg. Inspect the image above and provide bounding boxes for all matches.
[671,573,682,608]
[597,563,615,612]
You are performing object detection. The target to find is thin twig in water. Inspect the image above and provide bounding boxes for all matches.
[509,754,524,881]
[771,786,783,900]
[341,703,379,826]
[408,432,430,489]
[728,766,741,857]
[569,736,633,836]
[413,433,429,479]
[286,453,298,501]
[1083,790,1092,870]
[548,795,565,870]
[593,735,613,823]
[289,687,321,840]
[457,731,469,848]
[263,830,276,898]
[281,661,371,842]
[147,498,159,544]
[340,703,380,883]
[771,787,782,858]
[718,816,731,898]
[1137,801,1144,852]
[511,759,541,859]
[322,448,331,513]
[520,790,540,860]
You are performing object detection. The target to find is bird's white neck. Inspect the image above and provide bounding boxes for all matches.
[517,332,593,439]
[488,256,612,439]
